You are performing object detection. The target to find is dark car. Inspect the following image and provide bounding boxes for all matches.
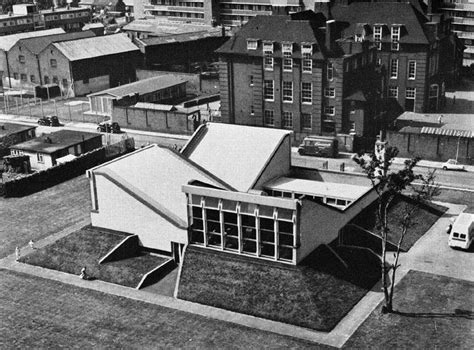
[38,115,60,126]
[97,121,121,133]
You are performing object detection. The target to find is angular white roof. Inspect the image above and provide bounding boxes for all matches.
[182,123,292,192]
[53,33,139,61]
[90,145,233,226]
[264,177,371,201]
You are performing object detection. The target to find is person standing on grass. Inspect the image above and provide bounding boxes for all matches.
[80,267,88,280]
[15,247,20,261]
[453,94,456,106]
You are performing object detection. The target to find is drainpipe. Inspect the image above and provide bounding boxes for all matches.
[5,51,12,88]
[36,54,43,85]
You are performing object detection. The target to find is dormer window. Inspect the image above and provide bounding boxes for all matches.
[391,26,400,51]
[263,42,273,53]
[374,25,382,41]
[355,33,363,42]
[247,39,258,50]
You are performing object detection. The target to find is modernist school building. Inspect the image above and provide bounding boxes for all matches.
[88,123,377,265]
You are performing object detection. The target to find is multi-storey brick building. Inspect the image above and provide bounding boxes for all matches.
[440,0,474,67]
[216,9,381,147]
[332,0,462,114]
[0,3,91,35]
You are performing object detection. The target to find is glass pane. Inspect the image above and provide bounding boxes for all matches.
[278,208,293,221]
[279,246,293,261]
[261,229,275,243]
[192,207,202,218]
[224,223,238,237]
[205,197,219,208]
[191,231,204,244]
[206,209,220,222]
[260,217,274,231]
[240,202,257,214]
[193,219,203,231]
[208,233,221,246]
[241,214,255,228]
[279,221,293,234]
[243,227,256,239]
[243,240,257,254]
[222,199,238,211]
[207,220,221,233]
[261,244,275,257]
[259,205,274,218]
[224,237,238,250]
[279,233,293,246]
[224,212,237,224]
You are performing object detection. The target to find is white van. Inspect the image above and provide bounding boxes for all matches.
[448,213,474,250]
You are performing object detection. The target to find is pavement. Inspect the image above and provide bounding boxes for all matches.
[0,201,471,348]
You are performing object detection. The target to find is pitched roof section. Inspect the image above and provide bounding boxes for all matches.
[0,28,65,51]
[331,2,429,44]
[17,31,96,55]
[182,123,292,192]
[87,75,187,99]
[216,14,326,59]
[11,130,101,154]
[52,33,139,61]
[0,122,36,138]
[90,144,234,227]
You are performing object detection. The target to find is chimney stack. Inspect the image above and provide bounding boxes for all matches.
[326,19,336,49]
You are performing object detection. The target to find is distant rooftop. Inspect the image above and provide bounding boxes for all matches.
[11,130,101,154]
[52,33,139,61]
[0,123,36,138]
[87,75,187,99]
[17,30,95,55]
[139,28,225,46]
[396,112,474,132]
[123,19,218,36]
[0,28,65,51]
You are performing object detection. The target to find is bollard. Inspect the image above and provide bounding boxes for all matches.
[340,162,345,172]
[323,161,328,169]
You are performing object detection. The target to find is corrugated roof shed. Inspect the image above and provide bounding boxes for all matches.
[421,127,473,138]
[0,123,36,138]
[87,75,187,98]
[17,31,96,55]
[0,28,65,51]
[52,33,139,61]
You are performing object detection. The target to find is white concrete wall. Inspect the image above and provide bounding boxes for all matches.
[253,135,292,190]
[14,150,53,170]
[90,174,188,252]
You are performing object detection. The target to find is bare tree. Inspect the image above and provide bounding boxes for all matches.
[353,145,439,313]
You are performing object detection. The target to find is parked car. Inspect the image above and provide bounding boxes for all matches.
[448,213,474,250]
[297,136,339,158]
[97,121,121,133]
[442,159,465,171]
[37,115,60,127]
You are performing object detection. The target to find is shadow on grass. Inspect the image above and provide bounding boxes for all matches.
[392,309,474,320]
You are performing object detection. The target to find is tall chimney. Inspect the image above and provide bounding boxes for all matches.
[326,19,336,49]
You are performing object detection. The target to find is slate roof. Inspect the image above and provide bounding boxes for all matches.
[0,123,36,138]
[139,29,224,47]
[216,14,327,59]
[17,31,96,55]
[331,2,430,44]
[11,130,101,154]
[182,123,292,192]
[87,75,187,99]
[0,28,65,51]
[52,33,139,61]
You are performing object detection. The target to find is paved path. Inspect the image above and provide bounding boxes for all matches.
[0,203,471,348]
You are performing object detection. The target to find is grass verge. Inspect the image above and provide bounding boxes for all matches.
[19,226,167,288]
[343,270,474,349]
[177,245,380,331]
[0,269,330,349]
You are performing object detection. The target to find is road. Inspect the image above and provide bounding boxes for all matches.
[2,114,473,190]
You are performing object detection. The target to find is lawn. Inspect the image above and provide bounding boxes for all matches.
[343,270,474,349]
[435,188,474,213]
[177,245,380,332]
[0,269,331,349]
[350,194,446,251]
[19,226,167,288]
[0,175,91,258]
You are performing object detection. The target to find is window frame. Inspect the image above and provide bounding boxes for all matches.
[388,86,398,98]
[264,109,274,126]
[301,82,312,104]
[282,111,293,129]
[282,43,293,72]
[282,81,293,103]
[301,113,312,130]
[247,39,258,50]
[324,87,336,98]
[50,59,57,68]
[327,62,334,81]
[264,80,274,101]
[408,60,416,80]
[390,58,398,79]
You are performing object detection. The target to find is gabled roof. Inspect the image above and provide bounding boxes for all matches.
[182,123,292,192]
[0,28,65,51]
[90,144,235,228]
[216,14,326,59]
[11,130,101,154]
[331,2,429,44]
[52,33,139,61]
[87,75,186,99]
[17,31,96,55]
